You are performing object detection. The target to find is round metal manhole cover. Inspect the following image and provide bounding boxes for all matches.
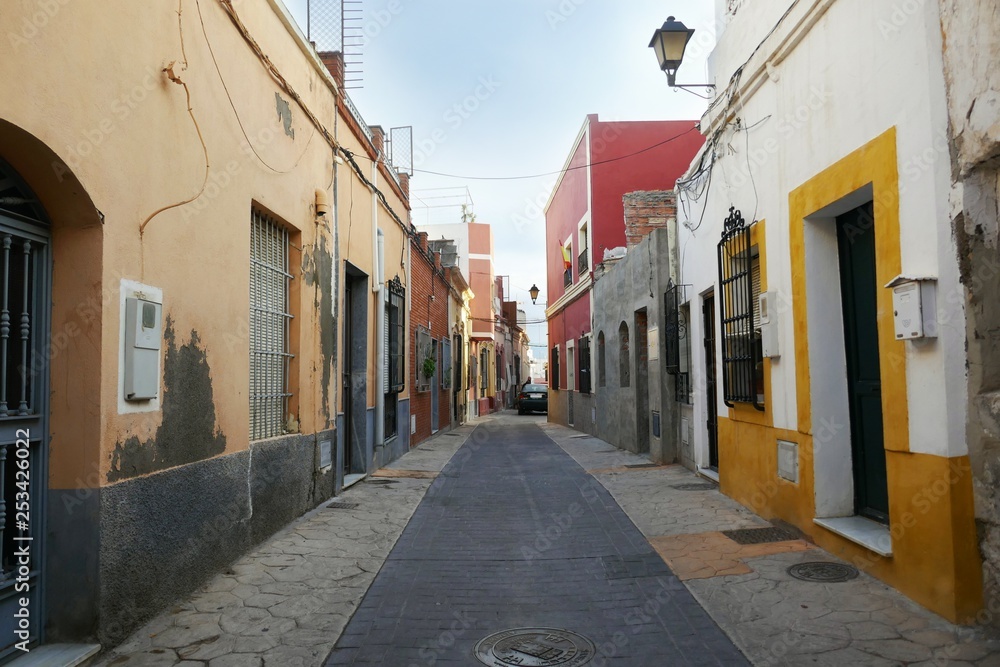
[787,561,859,583]
[474,628,596,666]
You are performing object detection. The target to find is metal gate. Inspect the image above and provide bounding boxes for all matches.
[0,175,51,659]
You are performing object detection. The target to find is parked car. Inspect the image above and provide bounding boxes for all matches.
[517,384,548,415]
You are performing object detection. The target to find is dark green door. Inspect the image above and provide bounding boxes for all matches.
[837,202,889,524]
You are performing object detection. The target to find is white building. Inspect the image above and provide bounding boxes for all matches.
[673,0,981,622]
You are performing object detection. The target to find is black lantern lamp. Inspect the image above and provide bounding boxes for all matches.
[649,16,715,92]
[529,284,540,304]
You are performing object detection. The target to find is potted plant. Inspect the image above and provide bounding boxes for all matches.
[422,356,436,380]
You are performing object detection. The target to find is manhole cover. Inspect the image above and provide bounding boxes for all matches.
[475,628,595,666]
[324,502,359,510]
[723,526,798,545]
[787,561,859,583]
[671,482,716,491]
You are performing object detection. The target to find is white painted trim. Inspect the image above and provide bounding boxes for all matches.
[545,274,593,318]
[468,253,493,261]
[814,516,893,557]
[544,116,593,215]
[566,339,576,392]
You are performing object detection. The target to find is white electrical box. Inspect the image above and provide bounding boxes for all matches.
[886,276,937,340]
[758,292,780,359]
[124,297,162,401]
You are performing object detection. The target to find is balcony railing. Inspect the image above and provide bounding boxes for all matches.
[563,267,572,288]
[578,249,588,274]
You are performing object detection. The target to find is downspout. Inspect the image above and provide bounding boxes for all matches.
[375,226,385,454]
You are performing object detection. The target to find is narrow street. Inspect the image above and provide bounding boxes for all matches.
[324,416,746,666]
[93,414,1000,667]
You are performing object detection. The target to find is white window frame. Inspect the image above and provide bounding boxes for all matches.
[566,339,576,392]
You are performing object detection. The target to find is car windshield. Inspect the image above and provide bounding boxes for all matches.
[523,385,547,393]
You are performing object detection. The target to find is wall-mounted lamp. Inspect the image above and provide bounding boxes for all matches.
[649,16,715,93]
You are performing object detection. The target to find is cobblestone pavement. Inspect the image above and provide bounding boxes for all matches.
[91,422,482,667]
[324,416,748,666]
[542,422,1000,666]
[90,414,1000,666]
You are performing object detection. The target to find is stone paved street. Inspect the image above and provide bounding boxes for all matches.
[323,418,747,666]
[92,413,1000,666]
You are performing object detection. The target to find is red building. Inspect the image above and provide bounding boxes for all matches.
[544,114,704,431]
[409,232,454,445]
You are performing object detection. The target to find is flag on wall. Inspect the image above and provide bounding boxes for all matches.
[561,245,572,270]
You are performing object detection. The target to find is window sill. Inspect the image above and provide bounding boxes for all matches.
[697,467,720,482]
[814,516,892,557]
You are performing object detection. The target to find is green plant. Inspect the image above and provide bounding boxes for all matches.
[422,356,436,379]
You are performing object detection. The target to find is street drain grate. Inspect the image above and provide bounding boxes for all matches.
[474,628,596,666]
[671,482,717,491]
[570,435,592,439]
[723,526,798,545]
[624,463,660,469]
[324,502,359,510]
[787,561,859,583]
[366,479,399,485]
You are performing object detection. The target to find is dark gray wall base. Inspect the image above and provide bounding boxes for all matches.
[98,430,336,648]
[46,489,100,642]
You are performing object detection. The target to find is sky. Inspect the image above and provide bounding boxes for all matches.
[284,0,719,353]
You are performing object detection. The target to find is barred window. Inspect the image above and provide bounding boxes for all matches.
[441,338,452,390]
[665,285,692,403]
[480,347,489,393]
[578,336,591,395]
[416,328,432,392]
[619,322,630,387]
[717,206,763,410]
[551,346,560,390]
[597,332,606,388]
[386,277,405,393]
[250,209,293,440]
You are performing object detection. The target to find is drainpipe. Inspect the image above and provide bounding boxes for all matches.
[375,226,385,455]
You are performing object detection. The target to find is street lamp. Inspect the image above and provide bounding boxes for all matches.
[529,284,540,304]
[649,16,714,92]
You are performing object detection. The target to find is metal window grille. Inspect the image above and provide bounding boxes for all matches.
[578,336,592,395]
[441,339,452,390]
[551,347,560,390]
[250,209,293,440]
[387,277,405,393]
[664,284,693,403]
[578,249,588,274]
[416,328,431,392]
[717,206,763,410]
[480,348,489,393]
[619,322,630,387]
[563,267,572,288]
[597,332,606,388]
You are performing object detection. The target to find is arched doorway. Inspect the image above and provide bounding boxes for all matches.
[0,157,51,658]
[0,120,104,651]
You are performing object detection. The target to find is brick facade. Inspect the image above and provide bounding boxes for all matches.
[623,190,677,249]
[409,232,452,446]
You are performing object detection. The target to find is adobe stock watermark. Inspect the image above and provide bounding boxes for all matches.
[7,0,72,51]
[546,0,589,31]
[52,66,162,182]
[413,76,502,167]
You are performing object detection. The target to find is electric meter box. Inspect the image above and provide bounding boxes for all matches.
[886,276,937,341]
[124,297,162,400]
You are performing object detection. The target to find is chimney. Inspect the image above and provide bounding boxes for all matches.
[417,231,428,252]
[623,190,677,249]
[318,51,345,89]
[370,125,385,156]
[398,172,410,202]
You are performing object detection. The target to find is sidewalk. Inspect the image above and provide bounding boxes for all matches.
[90,414,1000,666]
[541,421,1000,666]
[91,420,485,667]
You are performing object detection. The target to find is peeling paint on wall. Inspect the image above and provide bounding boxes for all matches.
[108,318,226,482]
[303,233,336,422]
